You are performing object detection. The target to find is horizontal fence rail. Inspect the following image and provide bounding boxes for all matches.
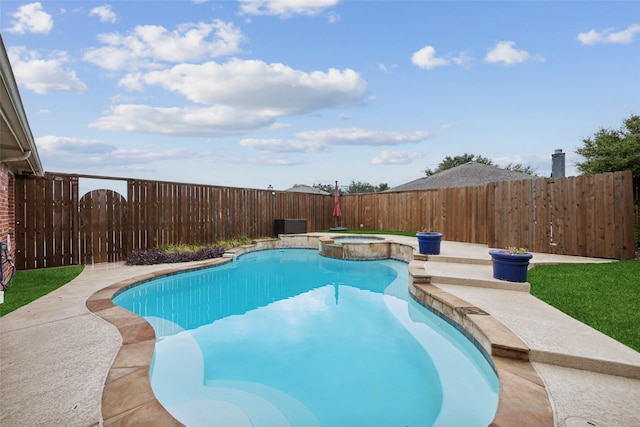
[15,173,334,269]
[15,171,636,269]
[339,185,490,244]
[491,172,635,258]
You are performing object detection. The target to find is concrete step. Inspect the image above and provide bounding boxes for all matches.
[422,261,531,292]
[426,254,492,265]
[413,249,493,266]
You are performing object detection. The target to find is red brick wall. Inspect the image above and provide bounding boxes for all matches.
[1,163,16,284]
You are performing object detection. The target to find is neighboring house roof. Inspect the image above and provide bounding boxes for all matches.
[1,34,43,176]
[388,162,536,192]
[284,184,331,195]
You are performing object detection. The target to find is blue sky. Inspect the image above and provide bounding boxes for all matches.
[2,1,639,192]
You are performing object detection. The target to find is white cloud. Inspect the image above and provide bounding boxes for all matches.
[239,0,340,17]
[372,150,423,165]
[296,128,430,146]
[268,122,292,130]
[493,154,537,167]
[411,46,450,70]
[36,135,201,170]
[247,157,305,166]
[576,30,600,45]
[90,104,276,136]
[452,50,473,68]
[83,20,245,70]
[117,73,145,92]
[137,59,367,115]
[109,147,198,162]
[7,2,53,34]
[492,154,551,173]
[377,63,398,73]
[238,128,429,154]
[7,47,88,94]
[89,4,117,23]
[37,135,117,154]
[577,24,640,45]
[239,138,324,152]
[96,59,367,138]
[484,41,532,65]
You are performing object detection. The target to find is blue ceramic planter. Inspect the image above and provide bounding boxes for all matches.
[489,249,533,282]
[416,232,443,255]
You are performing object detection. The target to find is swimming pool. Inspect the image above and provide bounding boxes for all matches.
[114,249,499,426]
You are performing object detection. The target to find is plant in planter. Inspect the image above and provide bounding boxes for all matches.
[416,230,444,255]
[488,247,533,282]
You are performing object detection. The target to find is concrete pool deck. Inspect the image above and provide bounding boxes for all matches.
[1,237,639,426]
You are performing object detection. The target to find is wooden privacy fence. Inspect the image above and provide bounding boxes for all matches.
[491,173,634,258]
[15,173,333,269]
[339,185,490,244]
[339,171,635,259]
[14,171,635,269]
[126,179,332,250]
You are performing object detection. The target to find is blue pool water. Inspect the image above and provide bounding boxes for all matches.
[114,249,499,427]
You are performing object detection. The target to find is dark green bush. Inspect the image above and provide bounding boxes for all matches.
[125,246,225,265]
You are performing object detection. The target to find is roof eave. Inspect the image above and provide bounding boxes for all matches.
[1,34,44,177]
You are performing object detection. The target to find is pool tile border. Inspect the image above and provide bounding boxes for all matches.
[87,240,554,426]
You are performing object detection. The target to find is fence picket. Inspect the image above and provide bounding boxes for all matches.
[14,171,636,269]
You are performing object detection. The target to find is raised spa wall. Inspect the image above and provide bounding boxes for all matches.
[318,236,392,260]
[225,234,416,263]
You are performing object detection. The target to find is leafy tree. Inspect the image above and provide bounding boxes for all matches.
[312,183,336,194]
[504,163,539,176]
[425,153,493,176]
[316,182,388,194]
[425,153,538,176]
[575,114,640,179]
[346,180,375,194]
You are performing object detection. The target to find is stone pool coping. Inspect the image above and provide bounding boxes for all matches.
[86,235,555,426]
[87,257,232,426]
[408,263,553,426]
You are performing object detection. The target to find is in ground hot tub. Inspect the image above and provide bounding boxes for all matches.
[319,235,391,260]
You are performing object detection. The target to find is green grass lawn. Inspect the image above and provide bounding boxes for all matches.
[528,260,640,352]
[0,265,84,317]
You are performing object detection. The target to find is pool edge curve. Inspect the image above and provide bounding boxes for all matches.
[86,235,554,426]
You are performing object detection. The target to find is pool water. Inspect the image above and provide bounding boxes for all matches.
[114,249,499,427]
